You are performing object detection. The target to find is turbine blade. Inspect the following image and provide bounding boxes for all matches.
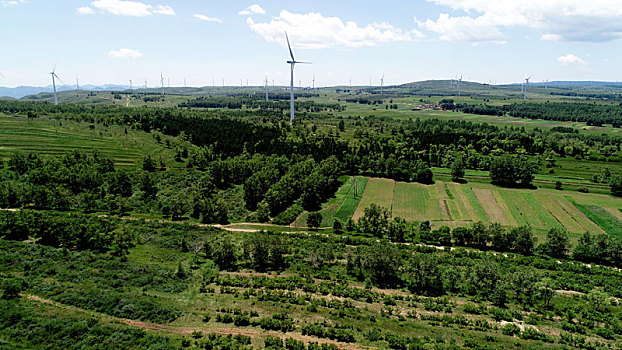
[285,31,295,61]
[295,61,312,64]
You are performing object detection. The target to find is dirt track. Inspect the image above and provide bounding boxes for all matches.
[23,294,367,350]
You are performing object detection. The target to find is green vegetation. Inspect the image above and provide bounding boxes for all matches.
[1,83,622,349]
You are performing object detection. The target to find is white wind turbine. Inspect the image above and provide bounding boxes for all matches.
[524,75,532,101]
[160,72,164,95]
[458,74,463,96]
[265,76,269,101]
[285,32,310,125]
[380,74,384,95]
[50,65,63,105]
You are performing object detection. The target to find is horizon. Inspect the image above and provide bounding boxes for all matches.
[2,1,622,88]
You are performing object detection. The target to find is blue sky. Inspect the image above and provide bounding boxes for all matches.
[1,0,622,87]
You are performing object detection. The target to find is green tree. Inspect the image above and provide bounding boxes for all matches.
[307,212,322,230]
[610,175,622,197]
[542,227,570,258]
[142,155,156,172]
[388,217,407,242]
[450,157,466,182]
[358,203,390,237]
[512,226,536,255]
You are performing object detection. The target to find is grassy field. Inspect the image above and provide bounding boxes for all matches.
[0,115,181,168]
[294,176,367,227]
[336,177,622,241]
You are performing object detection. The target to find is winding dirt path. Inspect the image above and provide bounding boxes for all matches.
[23,294,367,350]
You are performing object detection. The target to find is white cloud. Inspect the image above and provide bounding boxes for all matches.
[1,0,27,6]
[556,54,586,65]
[193,14,223,23]
[152,5,174,15]
[247,10,422,49]
[92,0,174,17]
[420,0,622,43]
[76,6,94,15]
[239,4,265,15]
[108,48,143,59]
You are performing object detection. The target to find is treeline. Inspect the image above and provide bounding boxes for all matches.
[349,203,622,268]
[445,101,622,127]
[0,210,131,255]
[179,96,344,112]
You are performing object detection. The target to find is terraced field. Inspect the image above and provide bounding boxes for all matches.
[0,115,179,168]
[346,178,622,240]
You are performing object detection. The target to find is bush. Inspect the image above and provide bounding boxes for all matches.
[501,323,521,336]
[264,336,283,349]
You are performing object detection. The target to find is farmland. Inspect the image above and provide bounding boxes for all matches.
[307,177,622,242]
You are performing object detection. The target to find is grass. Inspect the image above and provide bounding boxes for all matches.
[568,198,622,238]
[333,176,368,223]
[351,178,395,222]
[0,115,180,168]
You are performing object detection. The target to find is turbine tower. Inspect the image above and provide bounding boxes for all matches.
[76,77,80,91]
[160,72,164,96]
[129,79,133,92]
[285,32,310,125]
[265,76,269,102]
[312,75,315,90]
[523,75,532,101]
[458,74,463,96]
[380,74,384,95]
[49,65,62,106]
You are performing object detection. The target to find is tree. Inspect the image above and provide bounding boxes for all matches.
[307,212,322,230]
[535,278,555,308]
[362,242,402,287]
[610,175,622,197]
[358,204,390,237]
[212,237,236,271]
[512,226,536,255]
[332,219,343,232]
[388,217,407,242]
[142,155,156,172]
[450,157,466,182]
[490,155,534,187]
[587,289,609,311]
[542,227,570,258]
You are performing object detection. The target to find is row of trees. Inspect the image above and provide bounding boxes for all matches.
[351,203,622,268]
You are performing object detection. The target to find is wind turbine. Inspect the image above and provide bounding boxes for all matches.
[265,76,269,101]
[312,75,315,90]
[160,72,165,96]
[524,75,532,101]
[380,74,384,95]
[129,79,133,92]
[458,74,463,96]
[50,65,63,106]
[76,77,80,91]
[285,31,310,125]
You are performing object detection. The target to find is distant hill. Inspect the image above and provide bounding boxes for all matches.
[0,84,130,99]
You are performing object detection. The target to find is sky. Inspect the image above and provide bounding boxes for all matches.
[1,0,622,87]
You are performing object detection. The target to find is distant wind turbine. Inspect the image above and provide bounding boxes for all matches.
[129,79,133,92]
[312,75,315,90]
[265,76,269,101]
[50,64,63,106]
[285,31,310,125]
[76,77,80,91]
[160,72,164,95]
[524,75,532,101]
[380,74,384,95]
[458,74,463,96]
